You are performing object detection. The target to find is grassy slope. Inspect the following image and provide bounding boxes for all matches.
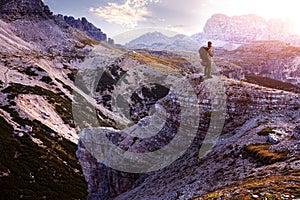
[196,173,300,200]
[0,83,88,199]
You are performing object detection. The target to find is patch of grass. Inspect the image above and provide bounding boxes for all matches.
[78,37,100,47]
[128,52,182,73]
[206,193,221,200]
[243,143,289,165]
[18,66,41,77]
[195,174,300,200]
[73,90,113,129]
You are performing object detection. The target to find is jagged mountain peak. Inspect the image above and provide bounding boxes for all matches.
[0,0,52,21]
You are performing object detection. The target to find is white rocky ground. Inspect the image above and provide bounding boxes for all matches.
[16,94,78,143]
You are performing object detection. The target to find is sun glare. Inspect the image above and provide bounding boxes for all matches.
[228,0,300,35]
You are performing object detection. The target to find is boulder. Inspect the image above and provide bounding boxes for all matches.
[268,133,280,144]
[292,125,300,140]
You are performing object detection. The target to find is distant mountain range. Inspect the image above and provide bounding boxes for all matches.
[125,31,199,52]
[125,14,300,51]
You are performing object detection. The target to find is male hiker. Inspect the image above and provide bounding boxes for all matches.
[199,41,214,78]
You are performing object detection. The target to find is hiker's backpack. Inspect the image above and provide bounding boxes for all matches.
[199,46,209,61]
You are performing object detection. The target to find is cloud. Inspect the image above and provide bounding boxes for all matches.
[89,0,160,27]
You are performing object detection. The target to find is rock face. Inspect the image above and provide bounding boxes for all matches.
[0,0,53,20]
[202,14,292,43]
[63,16,113,43]
[0,0,112,44]
[191,14,300,49]
[218,40,300,86]
[292,125,300,140]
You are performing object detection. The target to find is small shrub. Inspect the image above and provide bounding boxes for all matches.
[24,67,39,76]
[40,76,53,84]
[207,193,221,200]
[67,72,75,82]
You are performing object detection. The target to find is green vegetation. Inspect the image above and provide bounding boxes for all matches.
[0,115,87,199]
[77,36,100,48]
[196,174,300,199]
[17,65,45,77]
[206,193,221,200]
[24,67,39,77]
[0,77,122,199]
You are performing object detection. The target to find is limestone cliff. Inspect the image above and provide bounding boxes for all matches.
[63,16,113,43]
[202,14,292,43]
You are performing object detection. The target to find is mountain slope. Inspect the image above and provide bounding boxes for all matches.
[75,47,300,199]
[0,0,113,198]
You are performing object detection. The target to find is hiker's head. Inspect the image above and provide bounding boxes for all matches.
[208,41,212,48]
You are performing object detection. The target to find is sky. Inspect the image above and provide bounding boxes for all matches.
[44,0,300,44]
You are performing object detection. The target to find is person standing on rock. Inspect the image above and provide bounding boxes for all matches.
[199,41,214,78]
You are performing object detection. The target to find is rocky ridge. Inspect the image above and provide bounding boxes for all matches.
[0,0,52,20]
[75,47,300,199]
[63,16,113,44]
[0,0,111,43]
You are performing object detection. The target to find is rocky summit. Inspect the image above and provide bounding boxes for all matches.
[63,16,113,44]
[0,0,52,20]
[0,1,299,200]
[202,14,292,43]
[192,14,300,49]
